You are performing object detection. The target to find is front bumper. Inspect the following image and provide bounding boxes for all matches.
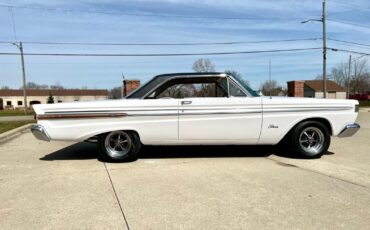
[31,125,50,142]
[338,123,360,138]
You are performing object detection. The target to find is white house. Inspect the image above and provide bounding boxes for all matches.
[0,89,108,110]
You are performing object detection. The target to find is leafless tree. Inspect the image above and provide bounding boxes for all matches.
[22,82,48,89]
[109,87,122,99]
[1,86,10,89]
[260,79,286,96]
[225,70,250,86]
[318,58,369,94]
[192,58,216,72]
[50,82,64,89]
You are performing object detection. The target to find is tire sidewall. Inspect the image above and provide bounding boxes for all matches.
[290,121,331,158]
[98,131,141,162]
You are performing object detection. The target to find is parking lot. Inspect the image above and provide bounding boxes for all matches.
[0,111,369,229]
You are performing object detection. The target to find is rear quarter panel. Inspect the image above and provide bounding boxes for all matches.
[259,97,358,144]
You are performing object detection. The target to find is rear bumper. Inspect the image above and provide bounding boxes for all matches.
[338,123,360,138]
[31,125,50,142]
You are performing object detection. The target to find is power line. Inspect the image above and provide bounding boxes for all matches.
[0,38,321,46]
[329,48,370,56]
[0,4,306,21]
[329,0,370,9]
[327,19,370,29]
[0,47,322,57]
[328,38,370,48]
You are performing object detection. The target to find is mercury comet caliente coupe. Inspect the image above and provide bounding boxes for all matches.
[31,73,360,162]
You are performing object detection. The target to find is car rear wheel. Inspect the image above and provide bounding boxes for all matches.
[98,131,141,162]
[288,121,330,158]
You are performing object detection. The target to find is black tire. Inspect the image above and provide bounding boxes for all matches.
[98,131,141,162]
[287,121,331,159]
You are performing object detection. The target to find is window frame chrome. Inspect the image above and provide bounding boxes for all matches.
[141,74,251,99]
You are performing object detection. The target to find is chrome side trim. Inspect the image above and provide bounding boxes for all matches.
[338,123,360,138]
[38,107,353,120]
[31,125,50,142]
[37,112,127,120]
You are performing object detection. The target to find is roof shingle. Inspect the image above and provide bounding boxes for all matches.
[304,80,345,92]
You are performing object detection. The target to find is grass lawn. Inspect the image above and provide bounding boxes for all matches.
[0,121,34,134]
[0,110,35,117]
[359,101,370,107]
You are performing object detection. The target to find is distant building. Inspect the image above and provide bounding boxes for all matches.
[287,80,346,99]
[0,89,108,110]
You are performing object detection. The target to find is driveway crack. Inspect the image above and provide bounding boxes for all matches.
[267,157,369,190]
[104,162,130,230]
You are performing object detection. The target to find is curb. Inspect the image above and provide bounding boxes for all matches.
[0,123,35,144]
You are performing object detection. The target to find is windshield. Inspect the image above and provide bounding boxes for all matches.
[233,76,259,97]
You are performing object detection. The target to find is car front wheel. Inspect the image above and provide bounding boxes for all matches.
[288,121,330,158]
[98,131,141,162]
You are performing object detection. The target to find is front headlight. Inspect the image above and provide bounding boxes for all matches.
[355,104,359,112]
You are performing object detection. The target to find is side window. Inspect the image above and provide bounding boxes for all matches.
[229,81,246,97]
[156,84,197,98]
[151,78,228,99]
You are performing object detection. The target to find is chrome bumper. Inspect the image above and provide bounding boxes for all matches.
[31,125,50,142]
[338,123,360,138]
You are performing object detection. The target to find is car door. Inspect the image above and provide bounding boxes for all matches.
[178,97,262,143]
[132,98,180,141]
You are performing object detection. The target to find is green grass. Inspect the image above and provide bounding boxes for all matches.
[359,101,370,107]
[0,110,35,117]
[0,121,34,134]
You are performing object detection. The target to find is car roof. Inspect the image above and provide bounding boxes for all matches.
[152,72,228,81]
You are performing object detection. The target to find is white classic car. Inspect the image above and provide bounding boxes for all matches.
[31,73,360,162]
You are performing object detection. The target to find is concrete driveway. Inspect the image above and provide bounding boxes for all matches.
[0,112,369,229]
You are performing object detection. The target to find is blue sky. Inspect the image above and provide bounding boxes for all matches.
[0,0,369,90]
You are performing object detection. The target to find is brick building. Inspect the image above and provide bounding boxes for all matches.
[287,80,346,99]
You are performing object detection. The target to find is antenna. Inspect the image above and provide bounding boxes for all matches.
[9,7,17,42]
[269,59,272,99]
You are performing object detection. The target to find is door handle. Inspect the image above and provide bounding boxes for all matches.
[181,100,192,105]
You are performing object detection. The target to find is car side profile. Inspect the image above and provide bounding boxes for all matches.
[31,72,360,162]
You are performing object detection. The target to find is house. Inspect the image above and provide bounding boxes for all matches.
[0,89,108,110]
[287,80,346,99]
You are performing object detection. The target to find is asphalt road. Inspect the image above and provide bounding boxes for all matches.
[0,112,369,229]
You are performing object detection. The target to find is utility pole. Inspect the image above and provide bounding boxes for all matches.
[301,0,327,98]
[347,55,351,99]
[13,42,27,114]
[322,0,327,98]
[269,59,272,99]
[121,73,125,98]
[9,7,27,113]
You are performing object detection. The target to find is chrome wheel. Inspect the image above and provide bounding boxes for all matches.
[104,131,132,158]
[299,127,325,155]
